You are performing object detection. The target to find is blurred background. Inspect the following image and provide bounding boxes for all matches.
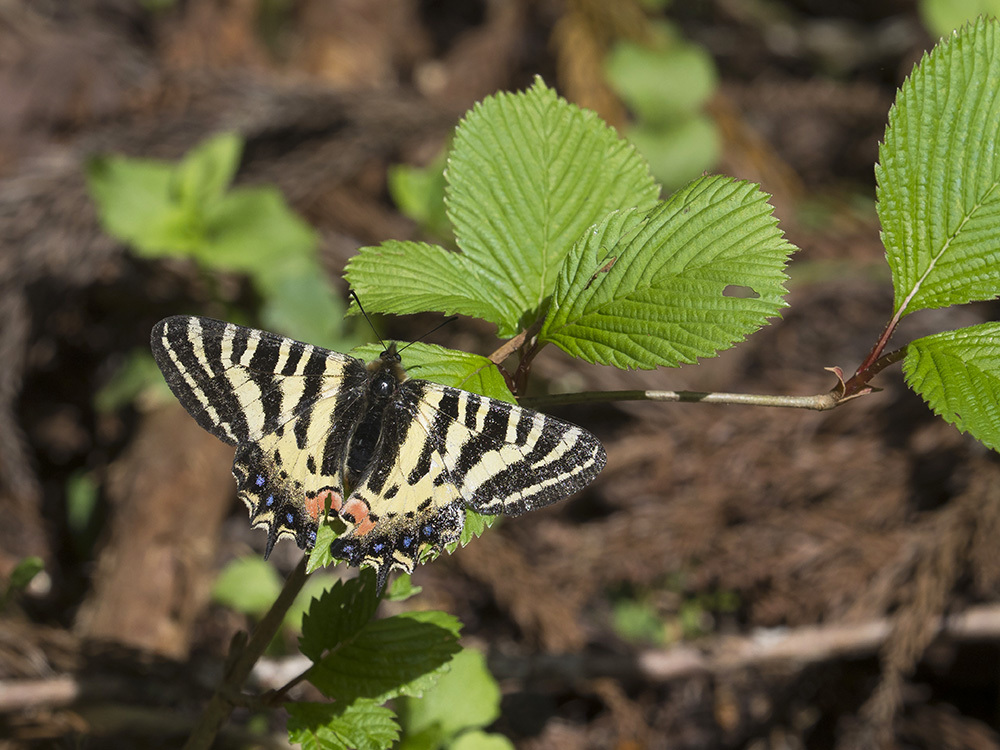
[2,0,1000,748]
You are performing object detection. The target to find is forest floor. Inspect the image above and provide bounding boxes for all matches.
[2,1,1000,748]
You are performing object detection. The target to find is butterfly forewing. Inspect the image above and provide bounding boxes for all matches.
[152,316,607,587]
[152,316,369,553]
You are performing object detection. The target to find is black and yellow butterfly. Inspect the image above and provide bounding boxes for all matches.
[152,316,606,589]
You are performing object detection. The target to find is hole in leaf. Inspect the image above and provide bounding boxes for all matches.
[723,285,759,299]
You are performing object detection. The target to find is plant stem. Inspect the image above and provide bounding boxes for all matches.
[519,388,843,411]
[183,557,309,750]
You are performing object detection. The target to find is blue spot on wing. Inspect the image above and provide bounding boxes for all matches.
[255,474,266,487]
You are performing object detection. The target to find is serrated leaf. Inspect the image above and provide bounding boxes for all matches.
[211,556,283,617]
[284,573,345,633]
[308,611,461,703]
[351,342,515,404]
[346,242,509,328]
[877,17,1000,317]
[541,175,795,369]
[903,322,1000,451]
[287,700,399,750]
[299,570,381,661]
[446,77,660,335]
[398,648,501,739]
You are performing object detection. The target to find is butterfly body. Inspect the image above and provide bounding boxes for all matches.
[152,316,606,589]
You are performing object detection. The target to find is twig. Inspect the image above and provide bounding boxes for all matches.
[182,557,309,750]
[519,388,842,411]
[487,602,1000,685]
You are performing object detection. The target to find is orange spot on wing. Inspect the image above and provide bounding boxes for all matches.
[342,498,376,536]
[305,489,344,522]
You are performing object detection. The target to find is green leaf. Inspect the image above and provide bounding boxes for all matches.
[385,574,422,602]
[197,186,318,277]
[259,268,359,351]
[94,351,172,412]
[919,0,1000,37]
[445,77,660,335]
[350,77,659,337]
[451,731,516,750]
[287,700,399,750]
[626,115,721,192]
[8,557,44,591]
[308,610,461,703]
[284,573,341,633]
[65,471,100,539]
[877,17,1000,318]
[346,243,510,338]
[299,570,381,661]
[389,150,453,241]
[211,556,283,617]
[457,509,497,548]
[398,648,501,739]
[351,342,515,404]
[605,31,718,125]
[903,322,1000,452]
[87,153,198,256]
[308,522,341,574]
[541,175,795,369]
[173,132,242,212]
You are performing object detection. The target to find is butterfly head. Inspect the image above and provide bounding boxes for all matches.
[367,342,407,390]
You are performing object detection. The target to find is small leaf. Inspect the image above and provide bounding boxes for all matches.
[259,269,358,351]
[299,571,380,661]
[308,611,461,703]
[351,342,515,404]
[385,574,422,602]
[877,17,1000,317]
[451,731,516,750]
[287,699,400,750]
[542,176,795,369]
[919,0,1000,37]
[446,77,660,336]
[308,523,341,573]
[8,557,44,591]
[86,154,196,256]
[626,115,721,192]
[197,187,318,276]
[173,132,242,212]
[398,648,502,739]
[605,31,718,125]
[903,322,1000,452]
[211,556,282,617]
[346,244,510,341]
[389,151,453,241]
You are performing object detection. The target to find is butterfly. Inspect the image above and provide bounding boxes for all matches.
[151,315,606,590]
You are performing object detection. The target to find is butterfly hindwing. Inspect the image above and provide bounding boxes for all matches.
[329,380,607,588]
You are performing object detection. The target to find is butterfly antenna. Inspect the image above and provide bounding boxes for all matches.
[350,290,387,352]
[398,315,459,354]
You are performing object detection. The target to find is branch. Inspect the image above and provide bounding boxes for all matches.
[520,388,842,411]
[486,602,1000,685]
[182,556,309,750]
